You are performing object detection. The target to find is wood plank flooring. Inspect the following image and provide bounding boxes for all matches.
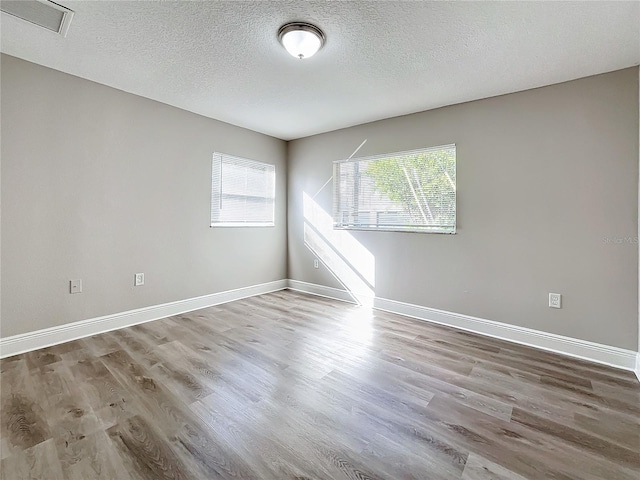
[1,290,638,479]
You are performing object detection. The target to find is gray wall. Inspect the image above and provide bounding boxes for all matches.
[1,54,287,337]
[2,54,638,352]
[288,68,639,350]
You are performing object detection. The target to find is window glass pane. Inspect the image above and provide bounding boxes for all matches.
[211,153,275,227]
[333,145,456,233]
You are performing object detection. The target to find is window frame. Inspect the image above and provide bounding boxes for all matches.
[332,144,456,234]
[210,152,276,228]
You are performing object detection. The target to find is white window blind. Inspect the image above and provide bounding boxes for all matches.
[211,153,275,227]
[333,144,456,233]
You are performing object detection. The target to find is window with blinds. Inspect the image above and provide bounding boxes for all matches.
[333,144,456,233]
[211,153,275,227]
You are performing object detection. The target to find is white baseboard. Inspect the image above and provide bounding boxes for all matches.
[0,279,288,359]
[287,279,357,304]
[2,278,637,376]
[288,280,638,373]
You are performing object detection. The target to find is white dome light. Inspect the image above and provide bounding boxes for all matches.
[278,22,325,59]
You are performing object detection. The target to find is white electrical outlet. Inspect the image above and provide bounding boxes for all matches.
[314,259,319,269]
[549,293,562,309]
[134,273,145,286]
[70,279,82,294]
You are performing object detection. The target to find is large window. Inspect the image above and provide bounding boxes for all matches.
[211,153,275,227]
[333,144,456,233]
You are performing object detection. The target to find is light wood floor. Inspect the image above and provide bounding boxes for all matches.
[1,290,638,479]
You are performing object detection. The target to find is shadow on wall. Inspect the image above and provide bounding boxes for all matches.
[302,191,375,306]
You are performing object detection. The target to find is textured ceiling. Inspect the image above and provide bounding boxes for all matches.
[1,1,639,140]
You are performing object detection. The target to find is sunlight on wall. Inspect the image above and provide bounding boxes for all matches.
[302,190,377,369]
[302,192,375,305]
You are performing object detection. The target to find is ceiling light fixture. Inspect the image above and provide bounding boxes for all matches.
[277,22,325,60]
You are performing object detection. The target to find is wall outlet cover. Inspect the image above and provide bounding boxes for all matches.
[134,273,145,286]
[549,293,562,309]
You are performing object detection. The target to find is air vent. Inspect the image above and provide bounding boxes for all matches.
[1,0,74,37]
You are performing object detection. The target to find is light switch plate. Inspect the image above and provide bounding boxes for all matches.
[134,273,144,286]
[70,279,82,294]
